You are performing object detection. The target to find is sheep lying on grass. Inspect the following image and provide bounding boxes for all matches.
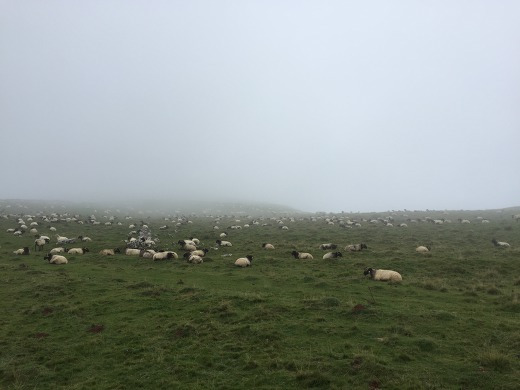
[13,247,30,255]
[416,245,431,253]
[44,254,68,264]
[216,239,232,247]
[319,243,337,250]
[262,243,275,250]
[322,251,342,259]
[291,251,314,259]
[185,253,204,264]
[126,248,141,256]
[49,247,66,255]
[364,267,402,282]
[153,251,178,260]
[67,248,89,255]
[235,255,253,267]
[492,239,510,248]
[99,248,121,256]
[345,243,367,252]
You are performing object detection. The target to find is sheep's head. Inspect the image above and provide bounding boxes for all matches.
[331,244,337,249]
[83,248,89,253]
[114,248,121,253]
[363,267,374,277]
[291,251,299,258]
[335,252,342,257]
[361,243,368,250]
[246,255,253,262]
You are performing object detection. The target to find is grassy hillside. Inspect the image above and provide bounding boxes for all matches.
[0,203,519,389]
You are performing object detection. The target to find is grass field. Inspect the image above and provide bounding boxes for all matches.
[1,201,519,389]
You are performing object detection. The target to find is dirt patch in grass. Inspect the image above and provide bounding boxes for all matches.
[87,324,105,333]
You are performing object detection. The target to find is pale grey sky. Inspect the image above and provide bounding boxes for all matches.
[1,1,519,212]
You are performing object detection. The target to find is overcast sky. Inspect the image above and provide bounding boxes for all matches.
[1,1,519,212]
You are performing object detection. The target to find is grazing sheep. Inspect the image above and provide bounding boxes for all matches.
[319,243,337,250]
[492,239,510,248]
[416,245,431,253]
[125,248,141,256]
[44,254,68,265]
[67,247,89,255]
[291,251,314,259]
[13,247,30,255]
[153,251,178,260]
[49,247,66,255]
[34,238,48,251]
[216,239,232,247]
[99,248,121,256]
[364,267,402,282]
[345,243,367,252]
[322,251,342,259]
[235,255,253,267]
[262,243,275,250]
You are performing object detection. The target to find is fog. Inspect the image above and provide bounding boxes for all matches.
[1,1,519,213]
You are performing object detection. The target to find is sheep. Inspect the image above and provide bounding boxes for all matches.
[345,243,367,252]
[190,248,209,257]
[49,247,66,255]
[322,251,342,259]
[126,248,141,256]
[458,219,471,224]
[319,243,337,250]
[512,214,520,223]
[364,267,402,282]
[190,237,200,245]
[216,239,232,247]
[13,247,30,255]
[291,251,314,259]
[492,239,510,248]
[219,232,227,238]
[235,255,253,267]
[416,245,431,253]
[67,247,89,255]
[262,243,275,250]
[99,248,121,256]
[44,254,68,265]
[49,226,57,232]
[140,249,156,258]
[56,235,75,244]
[34,238,48,251]
[153,251,178,260]
[178,239,196,247]
[78,235,92,242]
[185,254,204,264]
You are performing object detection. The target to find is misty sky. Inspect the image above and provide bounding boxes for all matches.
[1,1,519,212]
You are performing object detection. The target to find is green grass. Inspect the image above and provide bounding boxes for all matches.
[0,205,519,389]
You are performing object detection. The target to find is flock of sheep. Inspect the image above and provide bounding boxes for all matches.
[4,208,516,283]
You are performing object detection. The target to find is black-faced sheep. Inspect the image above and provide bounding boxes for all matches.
[44,254,68,264]
[364,267,402,282]
[291,251,314,259]
[13,247,30,255]
[190,249,209,257]
[345,243,367,252]
[185,253,204,264]
[99,248,121,256]
[262,243,275,250]
[322,251,342,259]
[319,243,337,250]
[34,238,49,251]
[216,239,232,247]
[153,251,178,260]
[126,248,141,256]
[492,239,510,248]
[235,255,253,267]
[67,247,89,255]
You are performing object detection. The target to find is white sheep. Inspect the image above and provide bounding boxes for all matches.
[345,243,367,252]
[13,247,30,255]
[364,267,402,282]
[140,249,156,258]
[190,237,200,245]
[45,254,68,264]
[416,245,431,253]
[492,239,510,248]
[219,232,227,238]
[190,249,209,257]
[34,238,48,251]
[262,243,275,250]
[319,243,337,250]
[216,239,232,247]
[99,248,121,256]
[49,247,66,255]
[186,254,204,264]
[291,251,314,259]
[322,251,342,259]
[126,248,141,256]
[78,236,92,242]
[235,255,253,267]
[67,247,89,255]
[153,251,178,260]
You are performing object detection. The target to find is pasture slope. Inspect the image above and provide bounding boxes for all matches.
[0,200,519,389]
